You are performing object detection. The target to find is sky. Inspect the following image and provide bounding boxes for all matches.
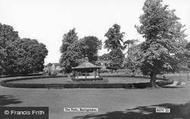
[0,0,189,64]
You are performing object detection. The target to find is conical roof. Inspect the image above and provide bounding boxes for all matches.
[72,57,101,70]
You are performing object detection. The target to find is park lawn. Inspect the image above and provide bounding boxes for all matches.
[0,73,190,119]
[8,76,149,84]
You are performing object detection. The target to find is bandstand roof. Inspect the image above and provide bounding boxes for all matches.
[72,60,101,70]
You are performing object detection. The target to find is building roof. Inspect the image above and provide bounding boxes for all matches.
[72,57,101,70]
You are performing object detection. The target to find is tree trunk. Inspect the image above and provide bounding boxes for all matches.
[150,73,159,88]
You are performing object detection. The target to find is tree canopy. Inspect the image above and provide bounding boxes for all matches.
[0,23,48,75]
[180,42,190,70]
[16,38,48,74]
[99,53,111,61]
[60,29,102,73]
[60,28,82,73]
[124,44,142,75]
[104,24,124,51]
[104,24,125,70]
[136,0,187,87]
[79,36,102,63]
[109,48,124,69]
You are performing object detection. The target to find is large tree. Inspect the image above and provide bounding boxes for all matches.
[0,23,19,74]
[136,0,187,87]
[0,23,48,75]
[60,28,82,73]
[3,38,48,75]
[104,24,125,70]
[79,36,102,63]
[15,38,48,74]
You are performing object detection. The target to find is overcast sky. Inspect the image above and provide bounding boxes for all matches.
[0,0,189,64]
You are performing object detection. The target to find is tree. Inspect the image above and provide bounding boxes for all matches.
[60,28,78,52]
[109,49,124,70]
[99,53,111,61]
[60,28,82,73]
[136,0,187,87]
[123,39,138,56]
[104,24,124,51]
[181,42,190,70]
[104,24,125,70]
[124,39,138,50]
[79,36,102,63]
[0,23,48,75]
[3,38,48,75]
[0,23,20,74]
[15,38,48,74]
[124,44,142,76]
[60,29,103,73]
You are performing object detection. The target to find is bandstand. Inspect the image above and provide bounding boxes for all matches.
[71,57,103,81]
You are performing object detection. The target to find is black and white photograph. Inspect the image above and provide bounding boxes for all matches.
[0,0,190,119]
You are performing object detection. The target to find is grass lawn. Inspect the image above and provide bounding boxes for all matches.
[0,73,190,119]
[8,76,149,84]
